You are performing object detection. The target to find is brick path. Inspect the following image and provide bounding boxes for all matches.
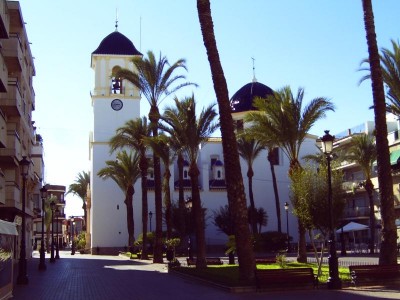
[11,250,400,300]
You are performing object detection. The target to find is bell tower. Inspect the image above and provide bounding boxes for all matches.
[89,27,142,254]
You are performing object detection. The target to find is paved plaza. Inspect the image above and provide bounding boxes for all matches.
[11,250,400,300]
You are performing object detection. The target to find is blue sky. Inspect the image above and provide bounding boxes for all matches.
[18,0,400,216]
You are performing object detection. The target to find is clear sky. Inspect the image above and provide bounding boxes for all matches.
[17,0,400,217]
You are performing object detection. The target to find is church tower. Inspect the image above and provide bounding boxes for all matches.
[89,26,142,254]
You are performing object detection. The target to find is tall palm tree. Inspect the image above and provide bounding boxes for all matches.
[109,117,151,260]
[360,40,400,116]
[237,135,264,234]
[45,195,56,252]
[361,0,397,264]
[162,95,219,268]
[245,129,282,233]
[245,86,334,262]
[346,134,377,254]
[197,0,256,280]
[97,151,140,247]
[114,51,195,263]
[67,171,90,229]
[145,134,176,239]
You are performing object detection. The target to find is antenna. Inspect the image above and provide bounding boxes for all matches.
[115,7,118,31]
[251,57,257,82]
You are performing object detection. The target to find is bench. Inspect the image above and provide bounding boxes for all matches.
[186,257,223,266]
[255,268,318,290]
[255,257,276,264]
[349,264,400,287]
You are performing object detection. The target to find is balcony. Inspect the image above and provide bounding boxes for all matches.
[0,53,8,92]
[5,182,21,209]
[342,180,365,193]
[2,35,23,73]
[0,78,23,116]
[344,206,370,219]
[0,0,10,38]
[0,129,21,163]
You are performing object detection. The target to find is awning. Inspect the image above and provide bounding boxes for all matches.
[0,219,18,236]
[390,149,400,165]
[336,222,369,233]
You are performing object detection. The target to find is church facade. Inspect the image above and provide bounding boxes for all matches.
[88,29,318,254]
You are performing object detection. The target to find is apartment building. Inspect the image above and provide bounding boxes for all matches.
[333,115,400,250]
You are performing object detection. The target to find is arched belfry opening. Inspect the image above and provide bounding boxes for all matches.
[111,66,123,94]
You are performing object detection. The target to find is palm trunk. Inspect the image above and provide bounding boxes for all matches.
[362,0,397,264]
[125,185,135,247]
[365,179,376,254]
[247,169,257,234]
[164,169,172,239]
[197,0,255,280]
[140,154,149,260]
[189,163,207,269]
[178,153,186,239]
[150,106,163,263]
[268,150,282,233]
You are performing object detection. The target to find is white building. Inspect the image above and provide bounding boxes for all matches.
[89,28,319,254]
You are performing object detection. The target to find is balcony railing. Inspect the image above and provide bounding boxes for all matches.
[344,206,370,218]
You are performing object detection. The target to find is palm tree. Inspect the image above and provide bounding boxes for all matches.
[97,150,140,247]
[361,0,397,265]
[245,86,334,262]
[346,134,377,254]
[45,195,56,252]
[244,129,282,233]
[145,134,176,239]
[197,0,256,280]
[109,117,151,259]
[114,51,195,263]
[237,135,263,234]
[67,171,90,228]
[162,95,219,268]
[255,207,268,234]
[360,40,400,116]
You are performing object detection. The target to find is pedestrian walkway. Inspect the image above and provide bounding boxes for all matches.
[11,250,400,300]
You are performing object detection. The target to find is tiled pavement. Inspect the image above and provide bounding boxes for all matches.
[10,250,400,300]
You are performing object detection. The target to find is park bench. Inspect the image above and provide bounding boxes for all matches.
[255,257,276,264]
[255,268,318,291]
[349,264,400,287]
[186,257,223,266]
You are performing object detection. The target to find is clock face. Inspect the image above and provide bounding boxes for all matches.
[111,99,123,111]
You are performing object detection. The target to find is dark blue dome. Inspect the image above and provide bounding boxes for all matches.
[92,31,142,56]
[230,81,274,113]
[214,160,223,166]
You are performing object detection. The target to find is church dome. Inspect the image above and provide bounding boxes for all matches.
[92,31,142,56]
[230,81,274,113]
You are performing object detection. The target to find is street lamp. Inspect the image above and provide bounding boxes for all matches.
[50,201,56,263]
[320,130,341,289]
[16,156,30,285]
[284,202,291,253]
[148,211,153,232]
[185,197,193,259]
[38,186,47,271]
[55,208,60,259]
[71,217,75,255]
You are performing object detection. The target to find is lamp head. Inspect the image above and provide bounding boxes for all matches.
[319,130,335,155]
[40,186,48,199]
[19,156,31,177]
[284,202,289,211]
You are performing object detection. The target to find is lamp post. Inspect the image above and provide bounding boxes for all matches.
[149,211,153,232]
[38,186,47,271]
[55,208,60,259]
[71,217,75,255]
[320,130,341,289]
[50,201,56,263]
[16,156,30,284]
[185,197,193,259]
[284,202,291,253]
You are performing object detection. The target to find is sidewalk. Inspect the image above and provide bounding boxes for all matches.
[11,250,400,300]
